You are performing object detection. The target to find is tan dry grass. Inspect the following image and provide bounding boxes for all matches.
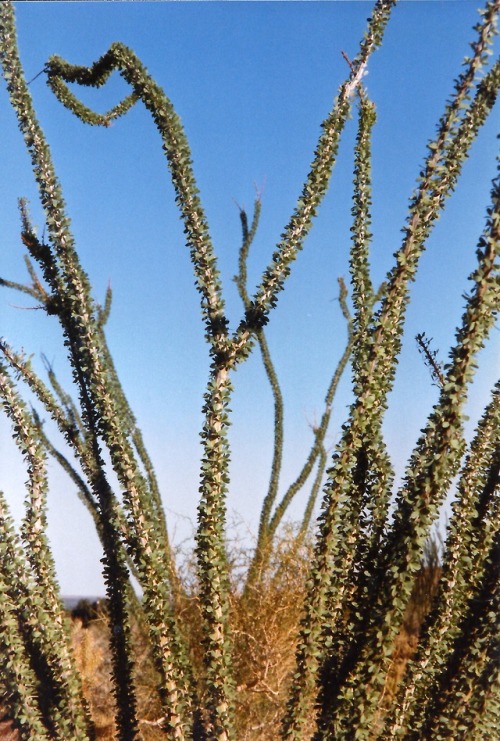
[70,600,164,740]
[230,533,316,739]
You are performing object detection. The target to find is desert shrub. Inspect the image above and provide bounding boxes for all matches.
[0,0,498,738]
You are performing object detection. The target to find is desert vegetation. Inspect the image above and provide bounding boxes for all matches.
[0,0,498,738]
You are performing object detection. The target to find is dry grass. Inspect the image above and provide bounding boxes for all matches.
[230,533,316,739]
[70,600,164,741]
[71,604,115,740]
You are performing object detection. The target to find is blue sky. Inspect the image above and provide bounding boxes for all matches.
[1,1,498,596]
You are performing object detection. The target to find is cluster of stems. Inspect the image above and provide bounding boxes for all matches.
[0,0,498,739]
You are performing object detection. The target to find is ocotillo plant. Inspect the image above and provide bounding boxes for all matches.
[0,0,498,739]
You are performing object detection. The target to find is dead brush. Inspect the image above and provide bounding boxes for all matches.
[70,602,115,740]
[230,529,315,739]
[69,601,164,741]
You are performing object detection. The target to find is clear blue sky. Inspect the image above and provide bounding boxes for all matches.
[1,1,498,596]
